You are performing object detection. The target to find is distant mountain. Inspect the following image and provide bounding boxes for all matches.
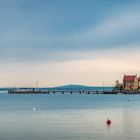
[50,84,95,90]
[47,85,114,91]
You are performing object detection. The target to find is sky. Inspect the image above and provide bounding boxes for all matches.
[0,0,140,87]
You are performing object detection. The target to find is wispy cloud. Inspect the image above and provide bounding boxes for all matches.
[1,2,140,50]
[46,4,140,50]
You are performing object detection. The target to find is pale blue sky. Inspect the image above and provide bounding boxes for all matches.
[0,0,140,87]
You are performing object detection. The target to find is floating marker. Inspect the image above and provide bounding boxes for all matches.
[106,118,111,126]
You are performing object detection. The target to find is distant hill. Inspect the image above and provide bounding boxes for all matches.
[52,84,94,90]
[48,85,114,91]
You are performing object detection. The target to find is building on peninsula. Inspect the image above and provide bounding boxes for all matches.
[123,74,138,91]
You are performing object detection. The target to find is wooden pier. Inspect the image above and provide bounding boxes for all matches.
[8,88,118,94]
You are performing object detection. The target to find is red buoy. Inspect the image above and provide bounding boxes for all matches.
[106,118,111,126]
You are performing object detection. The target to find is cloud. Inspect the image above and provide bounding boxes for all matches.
[1,2,140,46]
[44,4,140,50]
[0,4,140,61]
[92,8,140,38]
[0,2,140,63]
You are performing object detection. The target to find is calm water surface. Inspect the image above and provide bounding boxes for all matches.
[0,93,140,140]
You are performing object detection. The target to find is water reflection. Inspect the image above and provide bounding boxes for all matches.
[122,107,140,138]
[0,94,139,140]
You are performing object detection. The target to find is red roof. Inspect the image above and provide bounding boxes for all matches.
[123,75,136,82]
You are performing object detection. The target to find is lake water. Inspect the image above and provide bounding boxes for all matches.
[0,93,140,140]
